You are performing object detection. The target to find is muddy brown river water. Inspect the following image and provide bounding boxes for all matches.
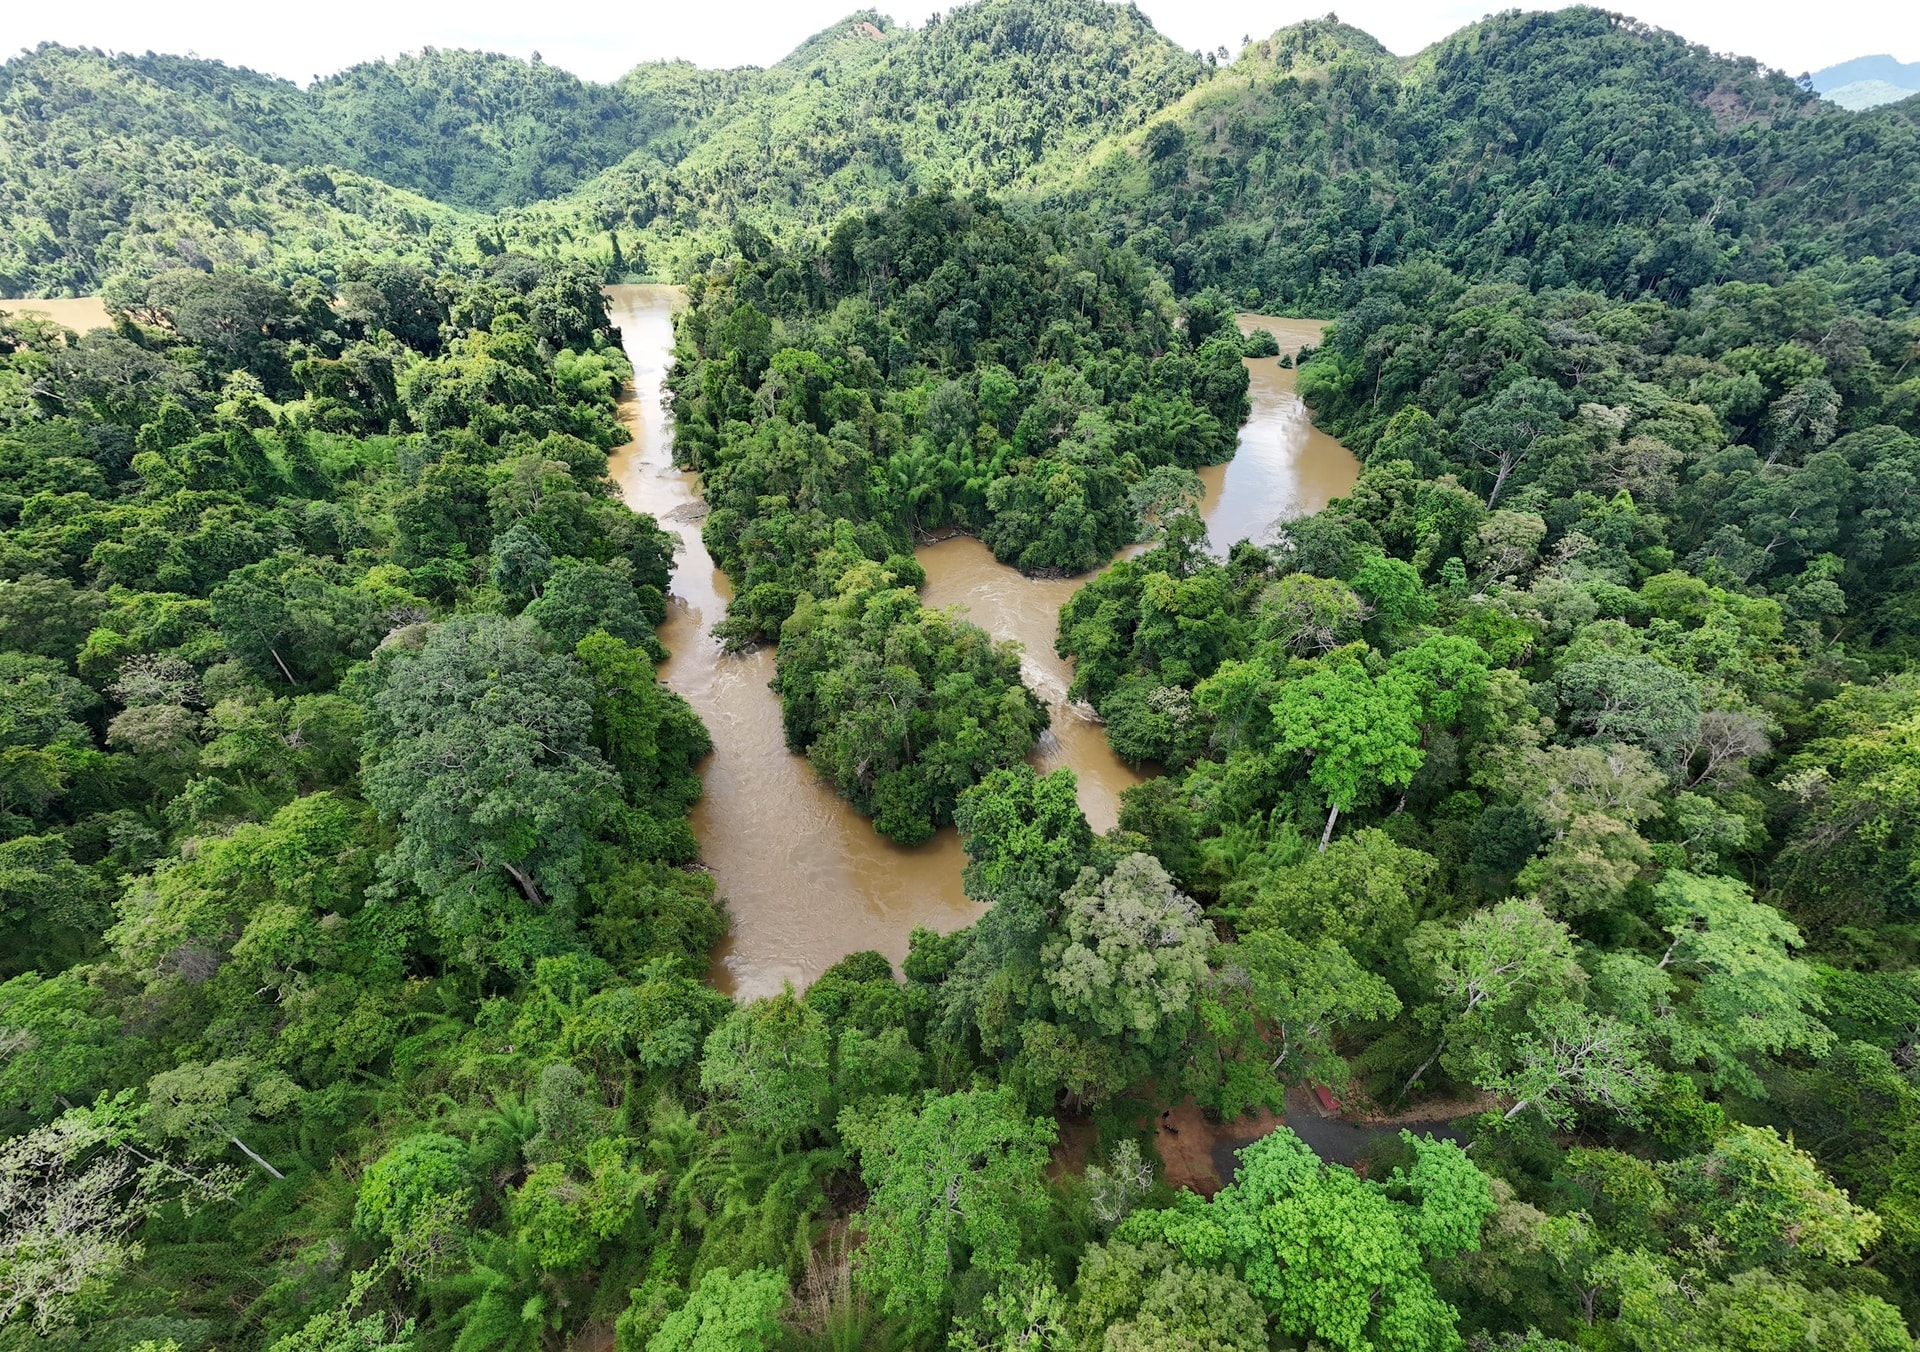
[604,288,1358,998]
[0,297,112,331]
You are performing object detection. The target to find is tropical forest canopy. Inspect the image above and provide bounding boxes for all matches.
[3,2,1920,1351]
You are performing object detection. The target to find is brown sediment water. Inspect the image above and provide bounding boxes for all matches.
[917,537,1145,833]
[915,316,1361,833]
[603,287,1358,1000]
[1200,315,1360,553]
[0,297,112,332]
[605,286,974,1001]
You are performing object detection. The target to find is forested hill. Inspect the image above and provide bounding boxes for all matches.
[305,50,721,212]
[5,2,1918,305]
[0,46,466,296]
[0,1,1205,294]
[491,1,1204,267]
[0,41,753,295]
[1056,7,1920,312]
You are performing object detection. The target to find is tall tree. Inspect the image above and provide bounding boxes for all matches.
[838,1087,1055,1337]
[360,614,618,931]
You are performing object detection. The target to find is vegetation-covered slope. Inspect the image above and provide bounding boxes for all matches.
[1058,8,1920,313]
[8,3,1917,308]
[1,0,1207,293]
[3,6,1920,1352]
[0,46,475,294]
[494,0,1205,271]
[305,49,707,212]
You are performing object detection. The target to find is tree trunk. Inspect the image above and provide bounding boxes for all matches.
[1319,802,1340,853]
[1486,460,1513,509]
[228,1132,285,1180]
[502,862,545,906]
[268,647,297,686]
[1399,1040,1444,1103]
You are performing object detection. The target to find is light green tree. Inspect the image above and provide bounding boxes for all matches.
[698,986,833,1148]
[267,1265,416,1351]
[645,1267,786,1352]
[144,1057,300,1179]
[1662,1125,1882,1269]
[1655,871,1832,1087]
[1239,827,1435,968]
[1402,898,1584,1099]
[948,1261,1071,1351]
[1595,871,1832,1094]
[838,1087,1055,1334]
[1270,653,1425,850]
[1468,998,1656,1129]
[1069,1240,1267,1352]
[1594,1252,1909,1352]
[353,1133,469,1242]
[1123,1128,1494,1352]
[1043,853,1214,1043]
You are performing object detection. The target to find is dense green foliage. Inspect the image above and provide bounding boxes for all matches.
[495,0,1203,271]
[307,50,692,213]
[0,47,472,295]
[4,2,1920,1350]
[0,256,741,1348]
[1052,252,1920,1344]
[662,192,1247,839]
[9,2,1917,309]
[1059,9,1920,312]
[1,0,1206,294]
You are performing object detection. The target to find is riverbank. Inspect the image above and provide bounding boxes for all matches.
[604,285,1360,997]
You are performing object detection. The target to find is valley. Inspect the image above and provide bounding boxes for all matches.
[607,286,1359,997]
[2,4,1917,1349]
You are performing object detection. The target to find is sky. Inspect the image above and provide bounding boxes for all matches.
[1,0,1911,87]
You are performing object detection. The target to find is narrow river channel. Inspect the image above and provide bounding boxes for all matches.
[604,288,1359,998]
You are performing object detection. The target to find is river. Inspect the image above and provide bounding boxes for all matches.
[0,297,112,331]
[603,288,1358,998]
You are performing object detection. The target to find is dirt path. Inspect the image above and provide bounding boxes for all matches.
[1153,1100,1283,1197]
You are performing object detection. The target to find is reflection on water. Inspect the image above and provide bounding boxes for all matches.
[603,287,1358,999]
[1200,316,1358,554]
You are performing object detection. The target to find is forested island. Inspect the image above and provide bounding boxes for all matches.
[2,3,1919,1350]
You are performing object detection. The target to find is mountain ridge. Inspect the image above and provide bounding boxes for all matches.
[1,1,1915,313]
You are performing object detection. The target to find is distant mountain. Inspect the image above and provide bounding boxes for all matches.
[1823,80,1920,112]
[1812,55,1920,110]
[1812,54,1920,89]
[493,0,1205,273]
[1048,8,1920,309]
[1,1,1916,308]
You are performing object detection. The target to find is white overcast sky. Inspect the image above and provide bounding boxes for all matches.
[1,0,1910,86]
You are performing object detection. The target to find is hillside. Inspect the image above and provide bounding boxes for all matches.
[307,48,704,211]
[1054,8,1920,311]
[493,0,1205,272]
[0,43,742,292]
[0,46,474,293]
[1,2,1203,293]
[2,1,1915,309]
